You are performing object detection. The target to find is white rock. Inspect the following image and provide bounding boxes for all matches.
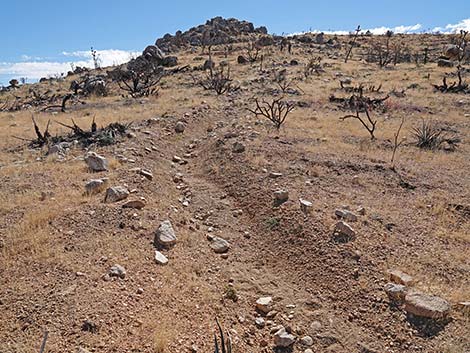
[155,220,177,247]
[104,186,129,203]
[300,199,313,214]
[85,152,108,172]
[256,296,273,314]
[255,317,265,328]
[154,251,168,265]
[210,237,230,253]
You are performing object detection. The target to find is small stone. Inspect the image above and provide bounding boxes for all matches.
[175,121,185,133]
[173,173,184,183]
[457,301,470,314]
[273,327,296,347]
[77,347,92,353]
[256,296,273,314]
[154,220,177,247]
[299,199,313,214]
[85,152,108,172]
[300,336,313,346]
[255,317,265,328]
[210,237,230,253]
[274,190,289,206]
[269,172,283,178]
[266,310,278,318]
[85,178,109,195]
[139,169,153,180]
[154,251,169,265]
[232,141,246,153]
[122,199,146,209]
[335,209,358,222]
[384,283,407,302]
[404,291,451,319]
[387,269,414,286]
[305,349,314,353]
[108,264,126,278]
[333,221,356,242]
[104,186,129,203]
[136,288,144,294]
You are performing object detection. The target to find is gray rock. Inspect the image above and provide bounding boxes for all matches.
[274,190,289,206]
[273,327,296,347]
[335,209,358,222]
[104,186,129,203]
[232,141,245,153]
[300,335,313,346]
[333,221,356,242]
[437,59,454,67]
[155,220,177,247]
[300,199,313,215]
[210,237,230,253]
[85,178,109,195]
[85,152,108,172]
[404,291,451,319]
[384,283,407,302]
[155,251,169,265]
[255,317,265,328]
[175,121,185,133]
[109,264,126,278]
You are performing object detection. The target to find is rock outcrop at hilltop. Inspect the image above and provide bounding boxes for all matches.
[156,16,268,52]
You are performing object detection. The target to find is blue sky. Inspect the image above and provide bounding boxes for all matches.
[1,0,469,85]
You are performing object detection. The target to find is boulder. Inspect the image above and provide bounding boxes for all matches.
[273,327,296,347]
[256,296,273,314]
[210,237,230,253]
[335,209,358,222]
[232,141,246,153]
[437,58,454,67]
[384,283,407,302]
[333,221,356,242]
[122,199,146,209]
[85,177,109,195]
[108,264,126,278]
[404,291,451,319]
[154,251,169,265]
[300,199,313,214]
[104,186,129,203]
[85,152,108,172]
[387,269,414,286]
[175,121,185,133]
[273,190,289,206]
[155,220,177,247]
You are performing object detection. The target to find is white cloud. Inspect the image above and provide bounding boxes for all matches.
[292,23,422,36]
[433,18,470,33]
[0,49,139,83]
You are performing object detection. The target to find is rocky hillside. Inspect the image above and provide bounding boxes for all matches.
[156,16,268,52]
